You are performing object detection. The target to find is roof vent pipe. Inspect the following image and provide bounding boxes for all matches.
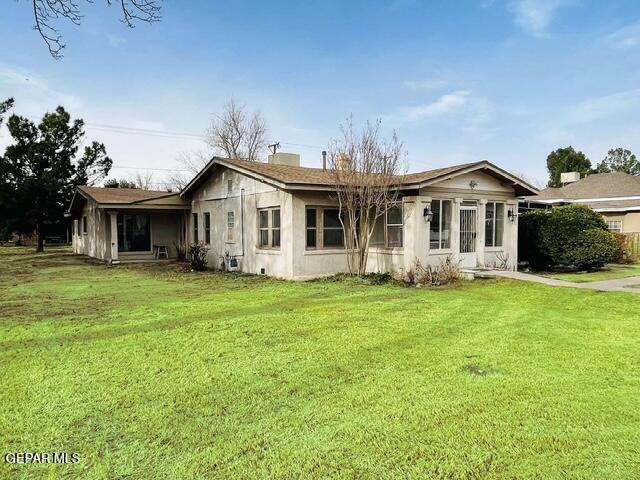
[322,151,327,170]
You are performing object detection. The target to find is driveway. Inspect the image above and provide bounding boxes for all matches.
[492,270,640,294]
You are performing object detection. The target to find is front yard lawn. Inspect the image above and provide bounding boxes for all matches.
[545,264,640,283]
[1,247,639,479]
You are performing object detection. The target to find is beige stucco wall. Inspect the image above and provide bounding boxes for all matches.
[72,198,110,261]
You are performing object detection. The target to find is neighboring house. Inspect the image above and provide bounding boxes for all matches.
[522,172,640,234]
[68,154,537,279]
[67,186,190,262]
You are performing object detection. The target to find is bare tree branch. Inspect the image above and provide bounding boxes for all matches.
[31,0,161,59]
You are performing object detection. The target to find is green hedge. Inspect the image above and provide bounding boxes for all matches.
[519,205,617,271]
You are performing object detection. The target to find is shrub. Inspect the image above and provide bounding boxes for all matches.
[518,210,552,269]
[188,242,209,271]
[540,205,608,266]
[404,256,461,287]
[565,228,618,271]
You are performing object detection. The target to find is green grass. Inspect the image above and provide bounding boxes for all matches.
[1,247,639,479]
[545,264,640,283]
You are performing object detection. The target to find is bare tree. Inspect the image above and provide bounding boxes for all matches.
[206,99,267,161]
[165,149,210,191]
[328,118,406,276]
[30,0,161,59]
[133,171,155,189]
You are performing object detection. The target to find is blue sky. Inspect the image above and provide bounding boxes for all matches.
[1,0,640,187]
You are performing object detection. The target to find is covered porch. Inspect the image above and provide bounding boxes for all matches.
[105,207,189,264]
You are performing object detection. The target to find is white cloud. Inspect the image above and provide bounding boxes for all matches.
[604,21,640,49]
[508,0,576,36]
[402,79,448,90]
[397,90,470,121]
[569,89,640,123]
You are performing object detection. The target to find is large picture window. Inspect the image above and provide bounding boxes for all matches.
[430,199,452,249]
[305,207,344,249]
[485,202,504,247]
[258,207,281,249]
[117,214,151,252]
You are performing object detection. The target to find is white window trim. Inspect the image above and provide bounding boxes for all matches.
[606,220,623,233]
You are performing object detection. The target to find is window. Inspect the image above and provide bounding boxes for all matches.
[227,211,235,242]
[192,213,198,242]
[429,199,452,249]
[82,216,87,234]
[258,207,281,249]
[204,212,211,244]
[305,207,344,249]
[607,220,623,233]
[306,208,317,248]
[117,214,150,252]
[485,202,504,247]
[323,209,344,247]
[227,179,233,195]
[272,209,281,247]
[386,203,403,247]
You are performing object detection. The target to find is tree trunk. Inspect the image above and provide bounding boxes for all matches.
[36,221,44,252]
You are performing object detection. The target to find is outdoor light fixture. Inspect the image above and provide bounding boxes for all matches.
[508,208,517,222]
[423,206,434,222]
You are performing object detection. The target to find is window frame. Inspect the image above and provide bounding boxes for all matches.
[227,211,235,242]
[204,212,211,244]
[429,199,453,250]
[82,216,88,235]
[192,213,198,243]
[227,178,233,195]
[305,206,345,250]
[257,207,281,250]
[485,201,505,248]
[606,220,623,233]
[384,202,404,248]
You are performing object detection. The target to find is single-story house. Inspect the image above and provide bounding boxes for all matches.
[522,172,640,233]
[68,154,538,279]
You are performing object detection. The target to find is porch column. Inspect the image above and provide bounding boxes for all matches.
[506,200,518,270]
[402,196,430,272]
[451,198,463,263]
[477,199,487,267]
[109,211,120,264]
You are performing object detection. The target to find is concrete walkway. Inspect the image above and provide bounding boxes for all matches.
[490,270,640,294]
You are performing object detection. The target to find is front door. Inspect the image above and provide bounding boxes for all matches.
[459,206,477,268]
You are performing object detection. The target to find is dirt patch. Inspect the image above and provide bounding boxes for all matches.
[463,364,495,376]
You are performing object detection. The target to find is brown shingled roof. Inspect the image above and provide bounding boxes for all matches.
[528,172,640,201]
[78,186,175,204]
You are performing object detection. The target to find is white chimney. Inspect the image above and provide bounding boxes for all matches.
[268,152,300,167]
[560,172,581,184]
[336,154,352,171]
